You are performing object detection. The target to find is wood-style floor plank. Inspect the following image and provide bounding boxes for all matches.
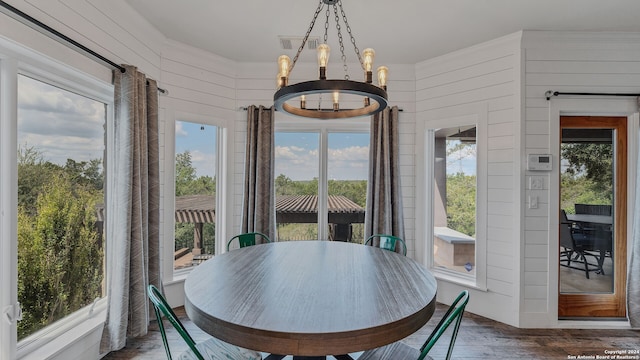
[102,305,639,360]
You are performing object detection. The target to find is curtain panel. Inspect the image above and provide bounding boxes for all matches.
[241,105,276,241]
[100,65,161,353]
[365,106,405,252]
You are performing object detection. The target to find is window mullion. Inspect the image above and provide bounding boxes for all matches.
[318,129,329,240]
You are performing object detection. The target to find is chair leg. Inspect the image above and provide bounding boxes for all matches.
[579,252,590,279]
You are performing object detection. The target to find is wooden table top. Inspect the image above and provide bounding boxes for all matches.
[184,241,437,357]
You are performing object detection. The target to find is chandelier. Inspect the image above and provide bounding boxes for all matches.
[273,0,389,119]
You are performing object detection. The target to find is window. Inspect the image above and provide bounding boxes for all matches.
[16,74,106,340]
[174,121,218,270]
[431,125,477,277]
[274,123,369,242]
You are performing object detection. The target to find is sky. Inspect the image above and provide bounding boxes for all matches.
[17,75,105,165]
[175,121,217,178]
[17,74,472,182]
[275,132,369,181]
[17,74,368,183]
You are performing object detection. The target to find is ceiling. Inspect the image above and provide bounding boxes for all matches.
[125,0,640,65]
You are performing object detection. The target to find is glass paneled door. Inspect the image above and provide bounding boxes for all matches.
[558,116,627,318]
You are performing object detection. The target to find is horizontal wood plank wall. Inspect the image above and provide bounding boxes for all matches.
[0,1,168,360]
[522,31,640,327]
[234,62,418,257]
[415,32,522,327]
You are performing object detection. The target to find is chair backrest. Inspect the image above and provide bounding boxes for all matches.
[148,284,204,360]
[559,210,575,250]
[365,234,407,255]
[575,203,612,216]
[418,290,470,360]
[226,232,271,251]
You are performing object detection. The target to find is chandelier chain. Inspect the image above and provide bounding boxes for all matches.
[323,6,330,44]
[338,0,364,70]
[332,3,349,80]
[290,1,325,73]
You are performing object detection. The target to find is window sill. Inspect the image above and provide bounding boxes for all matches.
[432,268,488,292]
[18,299,107,360]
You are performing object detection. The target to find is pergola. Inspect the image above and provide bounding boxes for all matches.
[96,194,365,257]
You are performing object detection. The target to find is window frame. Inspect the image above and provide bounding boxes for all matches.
[0,40,114,359]
[274,117,370,241]
[167,111,230,280]
[421,112,488,290]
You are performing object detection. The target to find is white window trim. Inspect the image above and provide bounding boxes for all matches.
[0,36,113,360]
[419,107,488,291]
[165,111,231,280]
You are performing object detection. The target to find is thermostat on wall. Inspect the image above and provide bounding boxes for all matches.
[527,154,552,171]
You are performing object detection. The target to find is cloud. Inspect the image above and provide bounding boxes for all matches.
[190,150,216,178]
[275,144,369,181]
[17,75,105,165]
[175,121,188,137]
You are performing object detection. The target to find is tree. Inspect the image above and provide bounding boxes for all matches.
[175,151,197,196]
[561,143,612,196]
[174,151,216,255]
[17,172,102,339]
[446,172,476,237]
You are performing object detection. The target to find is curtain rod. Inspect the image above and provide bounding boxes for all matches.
[545,90,640,101]
[0,1,167,94]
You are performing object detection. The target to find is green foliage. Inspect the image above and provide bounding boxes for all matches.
[561,143,612,194]
[560,173,611,214]
[446,172,476,237]
[174,151,216,255]
[17,147,103,339]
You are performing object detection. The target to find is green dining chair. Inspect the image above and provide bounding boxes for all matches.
[226,232,271,251]
[365,234,407,256]
[147,284,262,360]
[358,290,469,360]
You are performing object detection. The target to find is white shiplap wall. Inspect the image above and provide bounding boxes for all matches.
[1,1,167,360]
[521,31,640,327]
[415,32,523,327]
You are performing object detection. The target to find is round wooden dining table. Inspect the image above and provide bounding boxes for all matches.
[184,240,437,358]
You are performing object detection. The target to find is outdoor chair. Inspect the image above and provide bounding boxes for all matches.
[365,234,407,255]
[358,290,470,360]
[147,284,262,360]
[226,232,271,251]
[559,210,601,278]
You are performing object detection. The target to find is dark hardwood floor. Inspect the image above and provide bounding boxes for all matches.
[103,304,639,360]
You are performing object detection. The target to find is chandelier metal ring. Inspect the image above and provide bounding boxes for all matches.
[274,79,388,119]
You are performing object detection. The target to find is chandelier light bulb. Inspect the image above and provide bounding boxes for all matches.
[317,43,330,80]
[363,48,375,83]
[300,95,306,109]
[377,66,388,90]
[278,55,291,85]
[332,91,339,111]
[362,48,375,72]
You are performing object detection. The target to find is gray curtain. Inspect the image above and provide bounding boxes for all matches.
[100,65,161,353]
[365,106,405,252]
[628,98,640,328]
[241,105,276,241]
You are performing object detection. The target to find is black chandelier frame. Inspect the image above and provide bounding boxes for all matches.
[273,0,388,119]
